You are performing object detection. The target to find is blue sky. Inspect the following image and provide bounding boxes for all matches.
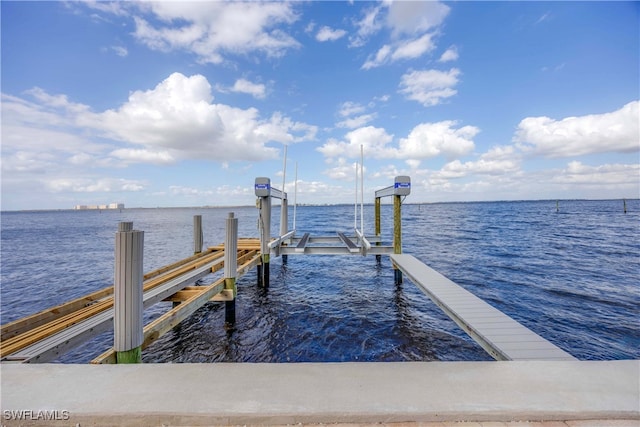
[2,1,638,210]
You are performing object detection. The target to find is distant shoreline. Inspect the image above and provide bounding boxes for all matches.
[2,198,637,214]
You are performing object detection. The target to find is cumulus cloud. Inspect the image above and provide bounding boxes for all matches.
[514,101,639,157]
[101,2,300,64]
[86,73,316,162]
[316,26,347,42]
[554,161,640,186]
[3,73,317,169]
[323,157,359,181]
[385,1,450,36]
[399,68,461,106]
[356,1,449,68]
[362,33,436,69]
[349,3,385,47]
[438,146,521,179]
[231,78,267,99]
[318,126,394,159]
[397,120,478,159]
[335,101,376,129]
[336,114,377,129]
[338,101,366,118]
[47,177,145,193]
[439,45,458,62]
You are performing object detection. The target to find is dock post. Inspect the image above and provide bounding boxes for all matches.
[280,198,288,264]
[375,197,381,264]
[393,195,403,284]
[259,195,271,288]
[193,215,203,254]
[114,222,144,364]
[224,213,238,324]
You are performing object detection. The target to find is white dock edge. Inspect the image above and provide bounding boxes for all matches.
[391,254,576,361]
[1,361,638,426]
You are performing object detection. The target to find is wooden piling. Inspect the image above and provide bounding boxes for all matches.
[114,222,144,363]
[393,195,403,284]
[224,213,238,324]
[623,198,627,214]
[193,215,203,254]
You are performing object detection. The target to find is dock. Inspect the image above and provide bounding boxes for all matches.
[1,175,577,363]
[1,238,261,363]
[391,254,576,361]
[1,174,638,426]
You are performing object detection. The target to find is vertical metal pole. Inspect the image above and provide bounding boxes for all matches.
[114,222,144,363]
[293,162,298,231]
[360,145,364,234]
[354,161,358,231]
[393,195,403,284]
[259,196,271,288]
[224,213,238,324]
[375,197,381,264]
[193,215,203,254]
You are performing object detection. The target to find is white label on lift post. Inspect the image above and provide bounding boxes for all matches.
[394,176,411,196]
[255,177,271,197]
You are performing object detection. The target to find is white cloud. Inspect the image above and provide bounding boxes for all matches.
[439,147,521,178]
[3,73,317,170]
[349,3,385,47]
[362,33,436,69]
[338,101,366,118]
[88,73,315,162]
[336,113,376,129]
[323,157,359,181]
[399,68,461,106]
[126,2,300,64]
[318,126,394,159]
[514,101,639,157]
[357,1,449,68]
[47,177,145,193]
[111,45,128,57]
[391,33,437,61]
[316,26,347,42]
[110,148,175,165]
[439,45,458,62]
[231,78,267,99]
[555,161,640,186]
[385,1,450,36]
[396,121,478,160]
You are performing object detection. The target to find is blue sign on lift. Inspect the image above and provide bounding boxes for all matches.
[394,176,411,196]
[255,177,271,197]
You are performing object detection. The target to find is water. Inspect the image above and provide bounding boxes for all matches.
[1,200,638,362]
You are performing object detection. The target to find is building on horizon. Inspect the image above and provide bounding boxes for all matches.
[74,203,124,210]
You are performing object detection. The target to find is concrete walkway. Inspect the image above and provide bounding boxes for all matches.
[1,360,638,426]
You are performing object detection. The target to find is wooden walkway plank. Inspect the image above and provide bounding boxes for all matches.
[1,249,254,363]
[390,254,576,361]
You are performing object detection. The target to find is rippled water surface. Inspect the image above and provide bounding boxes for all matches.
[1,200,638,362]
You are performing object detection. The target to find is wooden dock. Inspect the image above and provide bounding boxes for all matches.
[0,175,579,363]
[391,254,576,361]
[0,240,261,363]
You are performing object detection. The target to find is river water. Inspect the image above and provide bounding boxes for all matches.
[1,199,638,362]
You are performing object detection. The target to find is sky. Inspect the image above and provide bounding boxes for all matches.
[1,1,638,210]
